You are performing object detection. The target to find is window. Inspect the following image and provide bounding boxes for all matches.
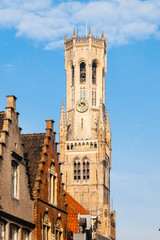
[83,160,90,180]
[43,225,50,240]
[49,163,57,205]
[92,62,97,84]
[43,213,51,240]
[92,90,96,106]
[55,219,63,240]
[11,161,18,198]
[0,222,5,240]
[9,226,18,240]
[72,65,74,86]
[74,160,81,180]
[80,62,86,83]
[22,231,29,240]
[80,89,85,100]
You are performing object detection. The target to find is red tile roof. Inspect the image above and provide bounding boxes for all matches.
[64,190,89,234]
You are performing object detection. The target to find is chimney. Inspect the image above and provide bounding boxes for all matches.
[6,95,17,110]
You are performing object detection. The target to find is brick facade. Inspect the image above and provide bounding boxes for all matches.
[22,120,68,240]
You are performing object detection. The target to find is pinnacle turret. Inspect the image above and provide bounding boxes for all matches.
[59,101,67,129]
[98,99,105,129]
[106,108,111,132]
[105,108,111,149]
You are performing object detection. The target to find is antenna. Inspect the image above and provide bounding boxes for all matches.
[86,19,87,36]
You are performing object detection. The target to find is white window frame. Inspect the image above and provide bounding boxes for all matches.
[11,161,19,198]
[49,163,57,205]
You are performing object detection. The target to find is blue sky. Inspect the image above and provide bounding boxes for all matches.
[0,0,160,240]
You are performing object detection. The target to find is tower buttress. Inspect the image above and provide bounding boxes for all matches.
[97,100,106,161]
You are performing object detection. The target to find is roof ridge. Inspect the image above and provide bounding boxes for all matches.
[22,133,45,136]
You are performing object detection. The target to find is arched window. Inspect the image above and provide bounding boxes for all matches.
[74,160,81,180]
[80,62,86,83]
[43,212,51,240]
[92,61,97,84]
[83,160,90,180]
[72,64,74,86]
[49,163,57,205]
[11,161,18,198]
[55,219,63,240]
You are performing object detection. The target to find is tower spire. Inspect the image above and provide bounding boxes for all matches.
[98,99,105,129]
[73,29,76,38]
[59,100,66,129]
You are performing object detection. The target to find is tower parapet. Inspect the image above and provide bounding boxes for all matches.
[65,29,107,50]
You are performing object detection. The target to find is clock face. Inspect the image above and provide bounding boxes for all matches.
[76,99,89,113]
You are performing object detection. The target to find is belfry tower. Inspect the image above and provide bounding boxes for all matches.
[59,29,116,239]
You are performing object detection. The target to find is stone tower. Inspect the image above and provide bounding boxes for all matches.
[59,29,116,239]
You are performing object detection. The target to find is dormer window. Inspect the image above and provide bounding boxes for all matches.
[92,61,97,84]
[80,62,86,83]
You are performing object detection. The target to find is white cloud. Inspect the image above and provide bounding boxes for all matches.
[0,0,160,49]
[0,64,14,71]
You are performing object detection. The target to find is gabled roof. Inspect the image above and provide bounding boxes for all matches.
[65,190,89,215]
[64,190,89,234]
[22,133,45,192]
[0,111,5,130]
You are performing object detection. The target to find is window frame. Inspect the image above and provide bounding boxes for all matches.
[83,160,90,180]
[9,225,18,240]
[11,160,19,199]
[73,160,81,181]
[0,221,6,240]
[49,163,57,205]
[92,61,97,84]
[80,62,86,84]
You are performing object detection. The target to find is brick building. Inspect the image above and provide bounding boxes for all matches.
[0,96,34,240]
[22,119,68,240]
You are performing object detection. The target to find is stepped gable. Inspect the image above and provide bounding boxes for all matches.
[22,133,45,192]
[0,111,5,130]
